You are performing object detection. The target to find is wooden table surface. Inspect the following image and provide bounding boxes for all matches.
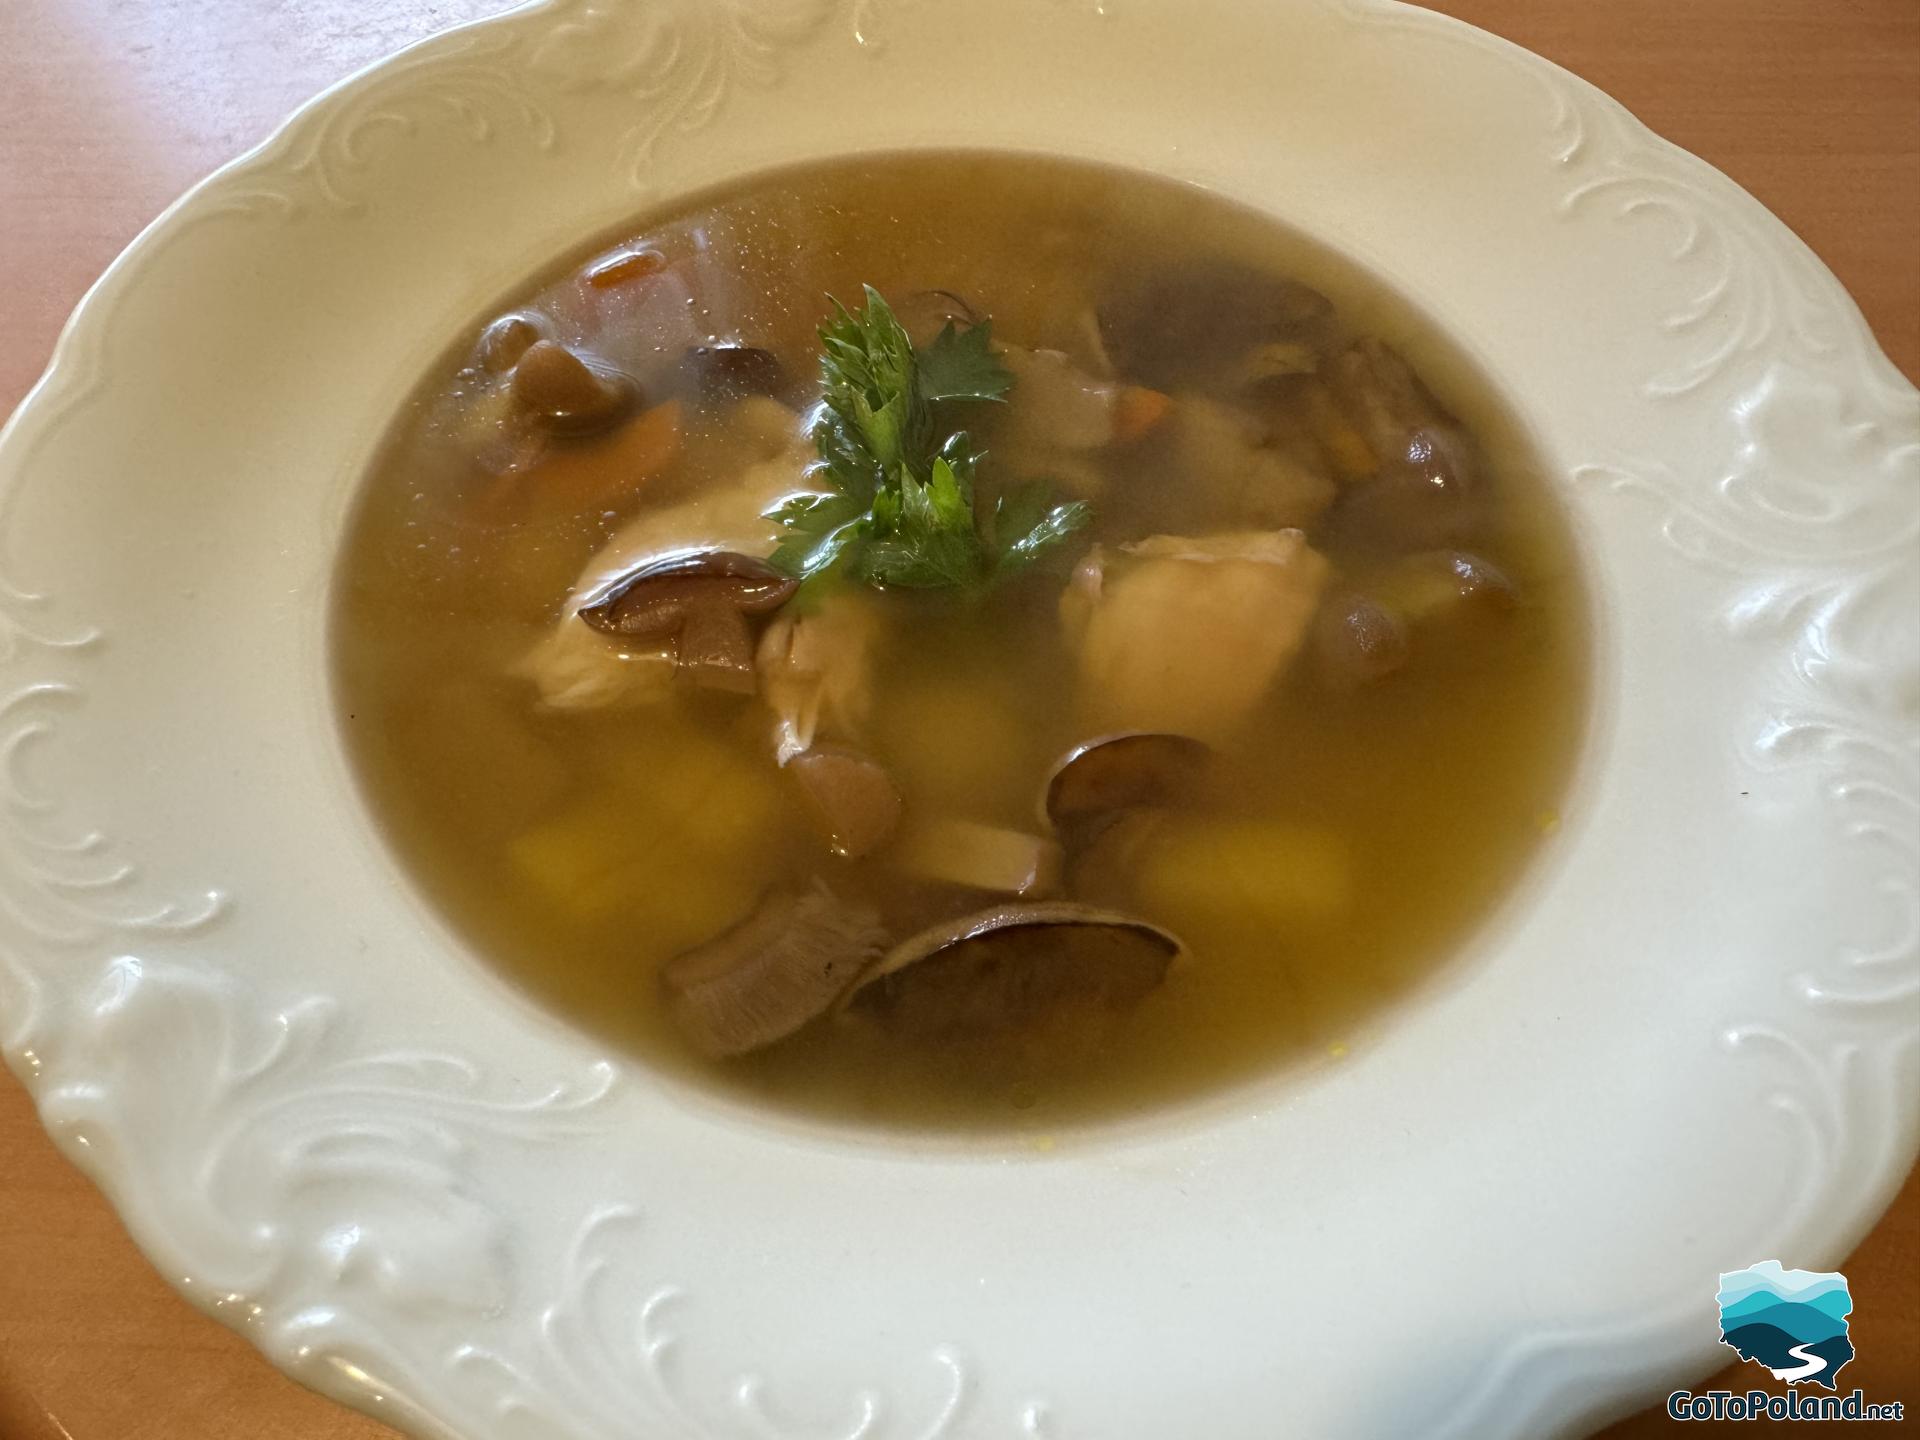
[1,2,1914,1436]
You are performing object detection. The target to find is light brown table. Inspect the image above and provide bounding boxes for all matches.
[1,3,1914,1436]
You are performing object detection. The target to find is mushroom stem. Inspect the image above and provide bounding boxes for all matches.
[578,549,798,694]
[677,600,758,693]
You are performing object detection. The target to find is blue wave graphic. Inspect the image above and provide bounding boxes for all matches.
[1717,1261,1854,1391]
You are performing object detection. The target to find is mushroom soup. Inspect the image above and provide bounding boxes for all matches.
[333,153,1587,1130]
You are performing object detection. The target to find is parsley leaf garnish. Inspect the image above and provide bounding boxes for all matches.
[986,481,1094,580]
[765,286,1090,593]
[919,320,1017,404]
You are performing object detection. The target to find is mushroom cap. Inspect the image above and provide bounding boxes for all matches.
[579,550,798,694]
[1312,592,1411,689]
[578,550,798,639]
[848,903,1181,1040]
[477,312,545,374]
[1043,732,1213,832]
[662,886,888,1059]
[682,344,787,404]
[1097,262,1334,390]
[510,339,631,434]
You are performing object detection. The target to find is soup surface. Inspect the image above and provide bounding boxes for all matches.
[333,152,1587,1132]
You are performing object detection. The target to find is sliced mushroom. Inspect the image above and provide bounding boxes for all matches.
[1043,733,1212,832]
[848,903,1180,1040]
[510,340,632,435]
[1099,262,1335,390]
[579,550,797,693]
[662,885,888,1058]
[892,819,1062,898]
[788,745,902,859]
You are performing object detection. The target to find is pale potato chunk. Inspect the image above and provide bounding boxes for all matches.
[508,800,760,945]
[892,819,1062,898]
[1133,815,1354,938]
[508,721,781,939]
[1062,530,1330,741]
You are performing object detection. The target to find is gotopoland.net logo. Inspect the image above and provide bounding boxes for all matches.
[1665,1261,1906,1422]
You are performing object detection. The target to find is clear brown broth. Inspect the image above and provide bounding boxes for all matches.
[332,152,1588,1133]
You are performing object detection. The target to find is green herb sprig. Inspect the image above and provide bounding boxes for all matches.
[766,287,1090,591]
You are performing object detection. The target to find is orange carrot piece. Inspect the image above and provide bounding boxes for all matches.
[1112,385,1173,443]
[584,248,667,289]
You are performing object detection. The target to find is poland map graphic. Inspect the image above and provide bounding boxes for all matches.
[1717,1261,1855,1391]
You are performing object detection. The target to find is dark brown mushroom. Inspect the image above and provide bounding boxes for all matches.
[1043,733,1213,833]
[1312,592,1411,689]
[681,344,786,404]
[1374,549,1519,621]
[1098,262,1334,390]
[1330,424,1485,550]
[788,745,902,859]
[477,313,545,374]
[847,903,1180,1041]
[510,340,631,435]
[662,886,887,1058]
[1315,551,1516,681]
[579,551,798,693]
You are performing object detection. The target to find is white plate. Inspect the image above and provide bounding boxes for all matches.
[1,1,1915,1436]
